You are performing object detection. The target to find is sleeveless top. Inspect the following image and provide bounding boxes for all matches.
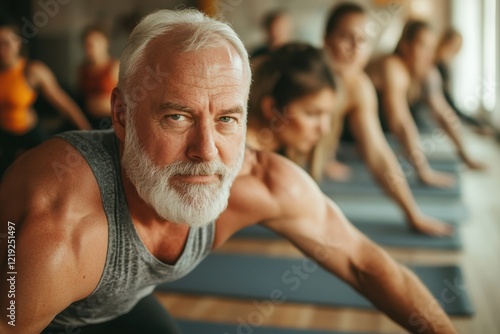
[0,59,37,134]
[79,60,117,98]
[48,130,215,328]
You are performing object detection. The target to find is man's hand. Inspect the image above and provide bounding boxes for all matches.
[457,151,487,170]
[325,160,352,182]
[409,214,454,237]
[418,168,455,188]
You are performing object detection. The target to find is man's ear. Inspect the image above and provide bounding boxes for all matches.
[111,88,127,142]
[260,95,277,121]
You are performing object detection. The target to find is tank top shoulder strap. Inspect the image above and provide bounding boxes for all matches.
[54,130,121,222]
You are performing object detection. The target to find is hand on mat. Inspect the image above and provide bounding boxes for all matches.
[458,150,487,170]
[473,125,494,137]
[410,215,454,237]
[464,158,487,171]
[325,160,352,182]
[418,169,455,188]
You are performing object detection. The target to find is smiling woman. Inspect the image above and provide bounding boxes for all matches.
[247,43,337,181]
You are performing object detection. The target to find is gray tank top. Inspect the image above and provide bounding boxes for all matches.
[48,130,215,328]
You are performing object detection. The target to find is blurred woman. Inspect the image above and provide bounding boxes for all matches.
[436,29,491,134]
[247,43,336,181]
[78,25,119,129]
[322,3,452,236]
[0,20,91,178]
[367,20,485,172]
[250,10,293,59]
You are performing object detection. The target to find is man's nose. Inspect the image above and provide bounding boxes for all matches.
[186,121,218,163]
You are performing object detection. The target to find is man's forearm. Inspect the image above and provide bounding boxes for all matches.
[434,107,467,157]
[361,146,421,222]
[355,245,457,334]
[391,120,432,177]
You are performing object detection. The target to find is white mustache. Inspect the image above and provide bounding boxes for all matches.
[165,160,230,178]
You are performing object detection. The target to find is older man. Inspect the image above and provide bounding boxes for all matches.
[0,9,456,334]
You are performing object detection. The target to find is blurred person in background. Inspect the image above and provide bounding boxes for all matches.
[78,25,119,129]
[366,20,485,171]
[251,9,293,58]
[322,3,453,236]
[247,42,336,181]
[435,28,493,135]
[0,19,91,179]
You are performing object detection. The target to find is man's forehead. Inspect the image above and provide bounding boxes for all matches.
[146,37,244,80]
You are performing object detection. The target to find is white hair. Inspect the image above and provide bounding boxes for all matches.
[118,8,251,110]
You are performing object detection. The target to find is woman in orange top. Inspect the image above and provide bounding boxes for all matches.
[78,26,119,129]
[0,20,91,178]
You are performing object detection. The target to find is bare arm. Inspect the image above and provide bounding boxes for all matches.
[381,58,454,187]
[0,219,89,333]
[0,141,104,333]
[425,68,485,169]
[30,62,91,130]
[348,74,452,236]
[261,160,457,333]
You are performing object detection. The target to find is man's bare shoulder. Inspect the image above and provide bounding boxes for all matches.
[371,55,410,90]
[216,149,324,246]
[0,137,107,247]
[250,149,315,190]
[234,149,320,217]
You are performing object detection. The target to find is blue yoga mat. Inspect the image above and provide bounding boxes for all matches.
[176,319,375,334]
[233,224,462,250]
[157,254,474,316]
[329,194,468,225]
[320,164,461,198]
[336,141,460,174]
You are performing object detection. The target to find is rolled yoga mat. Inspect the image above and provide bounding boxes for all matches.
[176,320,374,334]
[320,165,461,198]
[158,254,474,316]
[328,194,468,225]
[233,224,462,250]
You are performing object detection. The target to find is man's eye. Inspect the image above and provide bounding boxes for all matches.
[169,115,185,121]
[219,116,235,123]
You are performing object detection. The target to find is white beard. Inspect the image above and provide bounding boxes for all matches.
[121,115,244,228]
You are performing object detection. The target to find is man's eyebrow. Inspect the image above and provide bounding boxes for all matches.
[220,106,245,115]
[158,102,192,113]
[158,102,245,115]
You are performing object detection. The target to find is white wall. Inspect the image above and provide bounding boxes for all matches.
[495,0,500,130]
[450,0,483,115]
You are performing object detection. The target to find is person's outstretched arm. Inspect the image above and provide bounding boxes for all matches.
[381,58,454,187]
[29,61,92,130]
[425,68,485,169]
[348,74,452,236]
[261,157,457,333]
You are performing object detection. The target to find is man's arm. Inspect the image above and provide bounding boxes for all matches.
[261,158,457,333]
[349,74,452,236]
[425,68,485,170]
[0,141,105,333]
[0,217,89,333]
[381,58,454,188]
[29,61,92,130]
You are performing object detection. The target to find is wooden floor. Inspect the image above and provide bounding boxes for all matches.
[156,130,500,334]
